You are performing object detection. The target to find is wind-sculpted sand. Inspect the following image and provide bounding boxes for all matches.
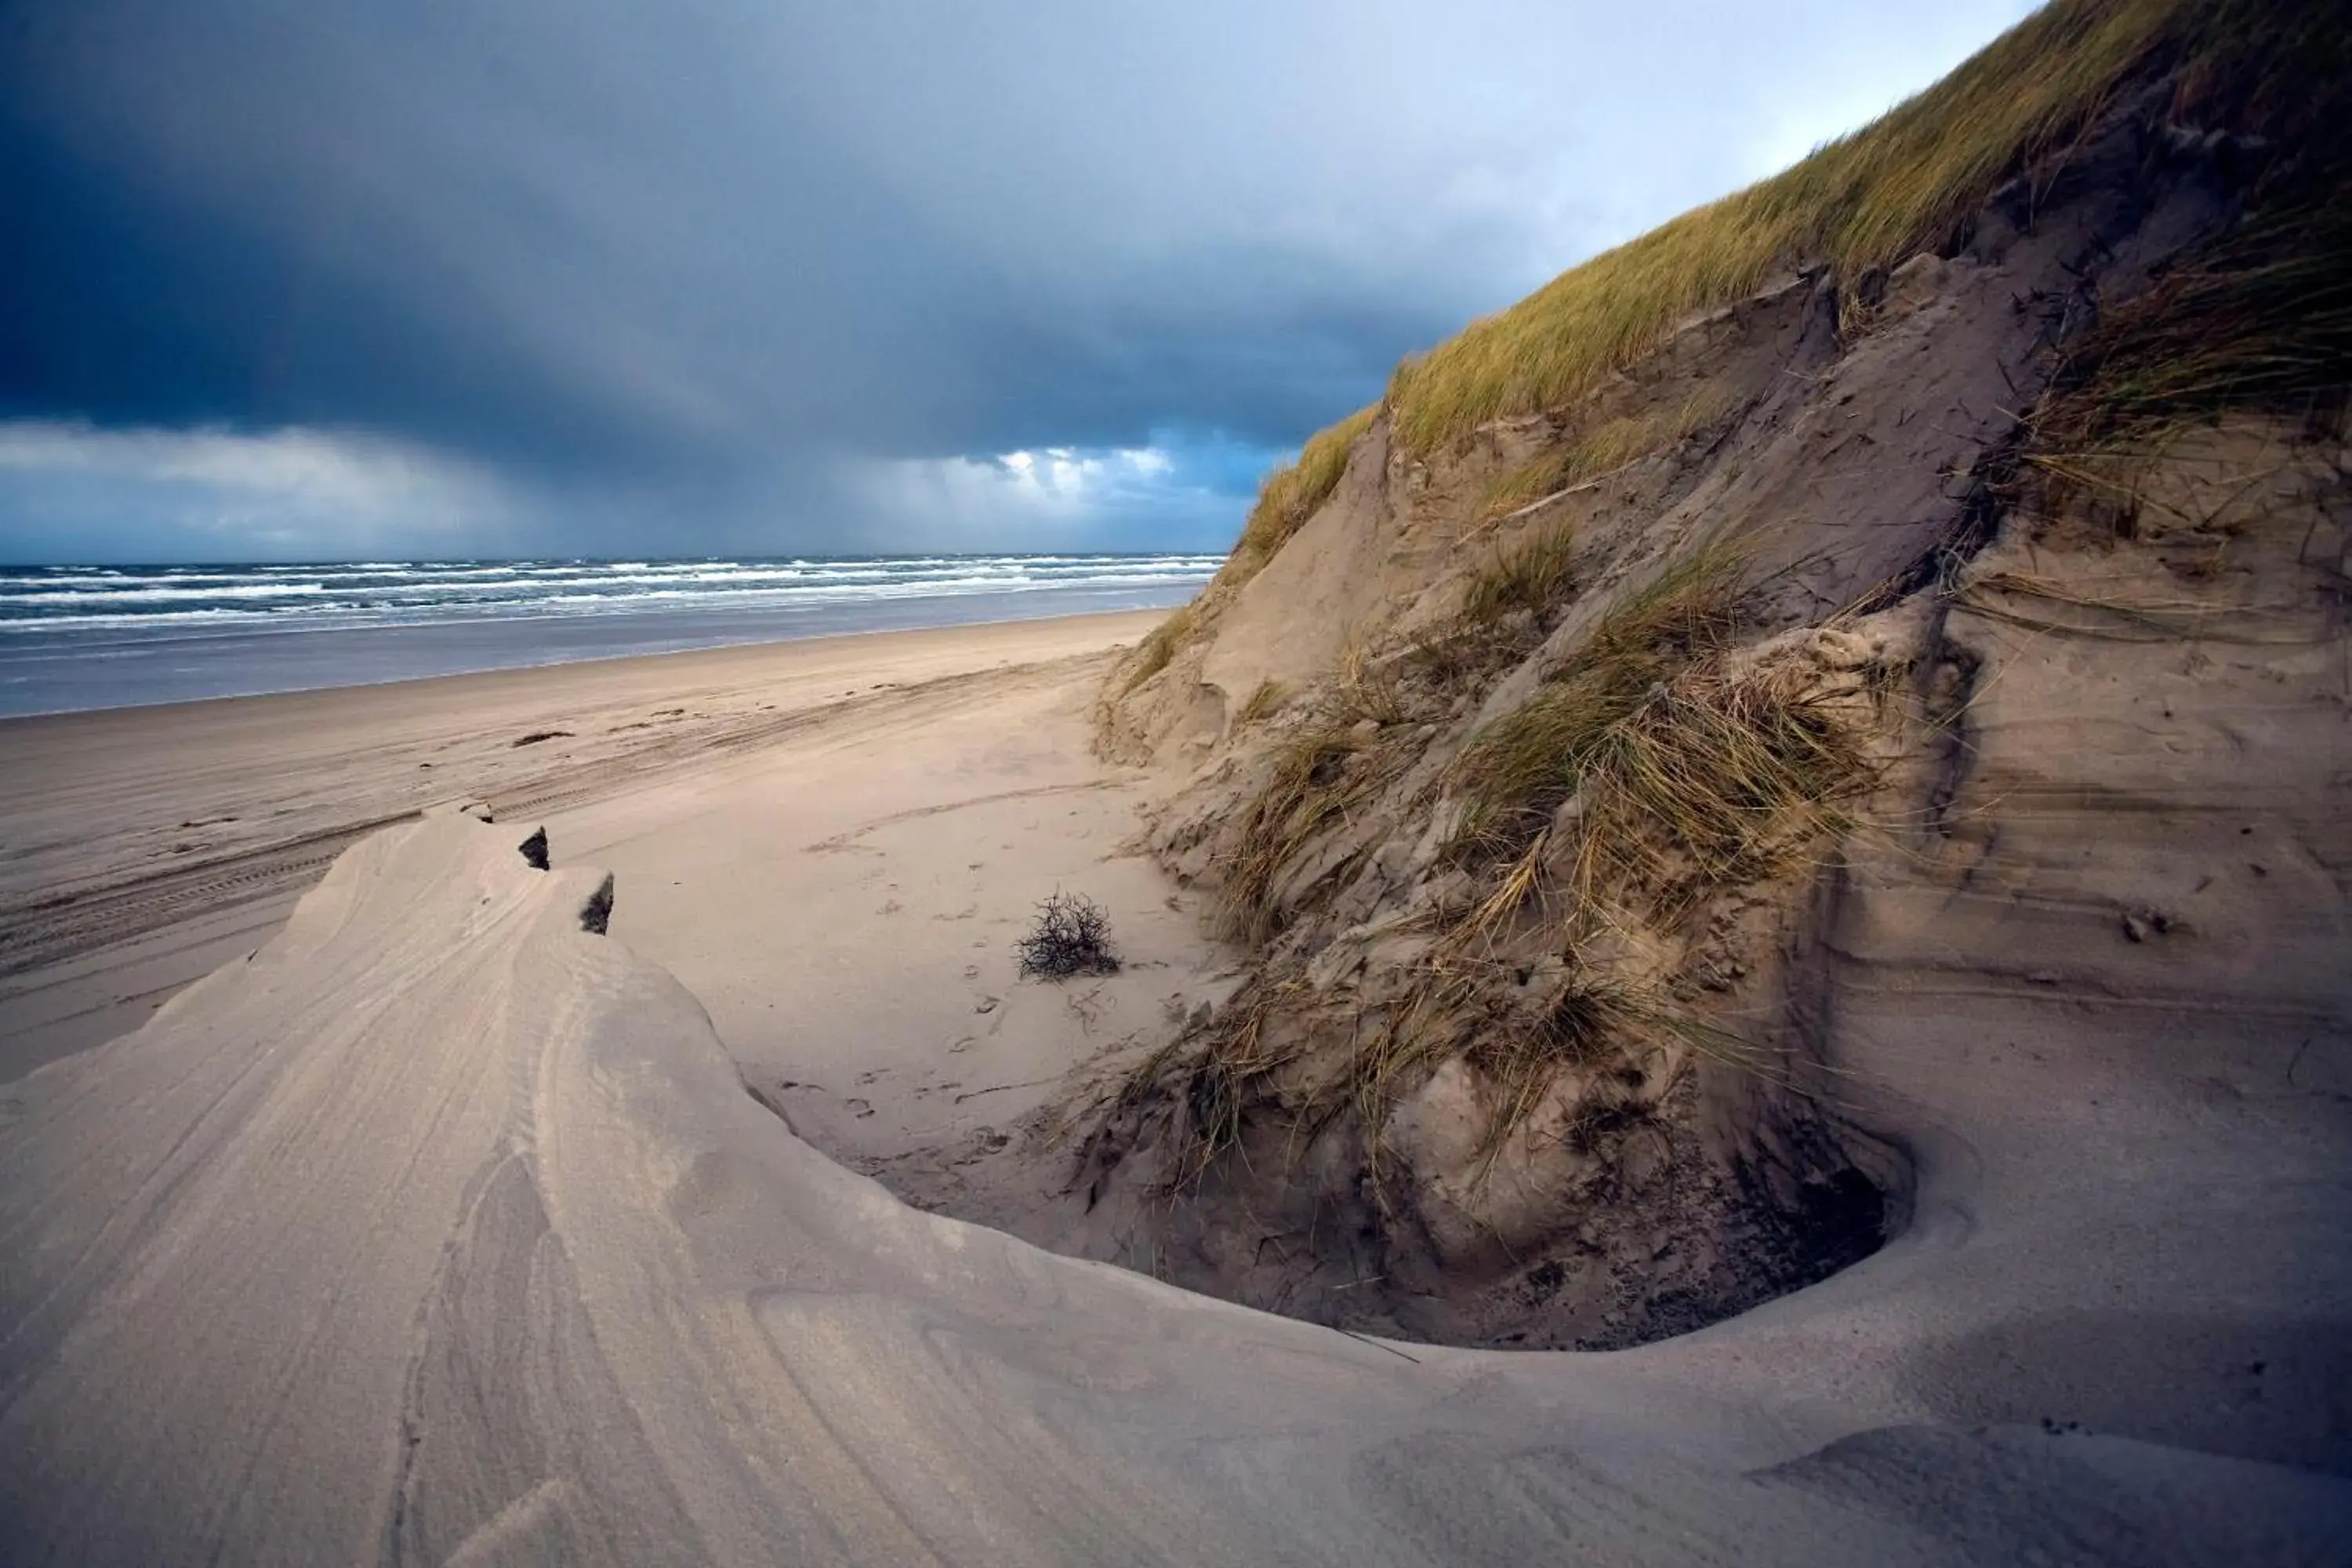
[2,728,2348,1561]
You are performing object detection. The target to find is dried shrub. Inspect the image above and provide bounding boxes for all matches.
[1018,891,1122,978]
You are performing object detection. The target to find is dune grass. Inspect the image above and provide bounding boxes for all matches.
[1455,543,1875,931]
[1331,629,1874,1182]
[1236,678,1289,725]
[1142,604,1878,1191]
[1552,658,1873,931]
[2033,181,2352,476]
[1456,522,1581,628]
[1119,604,1199,694]
[1458,610,1870,931]
[1220,721,1396,942]
[1395,521,1581,687]
[1475,388,1735,524]
[1385,0,2343,456]
[1452,552,1744,844]
[1200,0,2340,550]
[1232,406,1377,569]
[1156,0,2339,677]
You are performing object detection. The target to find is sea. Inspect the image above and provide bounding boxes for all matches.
[0,554,1222,717]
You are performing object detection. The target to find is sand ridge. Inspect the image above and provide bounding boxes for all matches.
[5,804,2347,1564]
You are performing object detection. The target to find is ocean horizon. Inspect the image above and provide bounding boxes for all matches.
[0,554,1221,717]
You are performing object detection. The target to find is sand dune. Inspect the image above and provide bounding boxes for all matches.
[2,623,2347,1563]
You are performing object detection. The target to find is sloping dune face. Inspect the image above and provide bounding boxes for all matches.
[2,815,2350,1564]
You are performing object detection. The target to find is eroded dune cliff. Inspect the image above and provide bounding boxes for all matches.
[1080,0,2352,1352]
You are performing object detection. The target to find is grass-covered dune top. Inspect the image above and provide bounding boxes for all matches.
[1229,0,2347,562]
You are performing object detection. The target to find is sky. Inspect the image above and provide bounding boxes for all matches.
[0,0,2041,563]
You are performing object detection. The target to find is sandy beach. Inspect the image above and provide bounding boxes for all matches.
[0,599,2347,1563]
[0,611,1189,1083]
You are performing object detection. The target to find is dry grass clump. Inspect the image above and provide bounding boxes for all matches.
[1236,678,1289,724]
[2031,183,2352,506]
[1120,604,1199,694]
[1461,975,1663,1171]
[1220,722,1398,942]
[1128,625,1877,1192]
[1453,552,1743,844]
[1475,389,1735,524]
[1457,523,1580,628]
[1332,643,1410,727]
[1106,977,1307,1186]
[1172,985,1298,1181]
[1338,960,1661,1181]
[1464,644,1871,926]
[1555,659,1873,930]
[1215,645,1424,943]
[1174,556,1871,1184]
[1337,651,1871,1176]
[1400,524,1580,686]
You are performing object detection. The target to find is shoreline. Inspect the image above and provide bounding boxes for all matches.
[0,586,1199,720]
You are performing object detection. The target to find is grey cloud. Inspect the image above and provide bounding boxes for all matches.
[0,0,2038,557]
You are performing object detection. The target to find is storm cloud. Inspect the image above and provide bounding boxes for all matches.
[1,1,2037,559]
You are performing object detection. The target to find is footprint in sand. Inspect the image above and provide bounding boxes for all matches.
[843,1097,875,1119]
[974,996,1000,1014]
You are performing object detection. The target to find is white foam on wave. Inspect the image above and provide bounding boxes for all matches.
[0,555,1223,637]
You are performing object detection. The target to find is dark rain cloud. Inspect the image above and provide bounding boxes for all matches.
[0,0,2037,558]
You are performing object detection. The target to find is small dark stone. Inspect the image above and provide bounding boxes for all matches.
[579,873,615,935]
